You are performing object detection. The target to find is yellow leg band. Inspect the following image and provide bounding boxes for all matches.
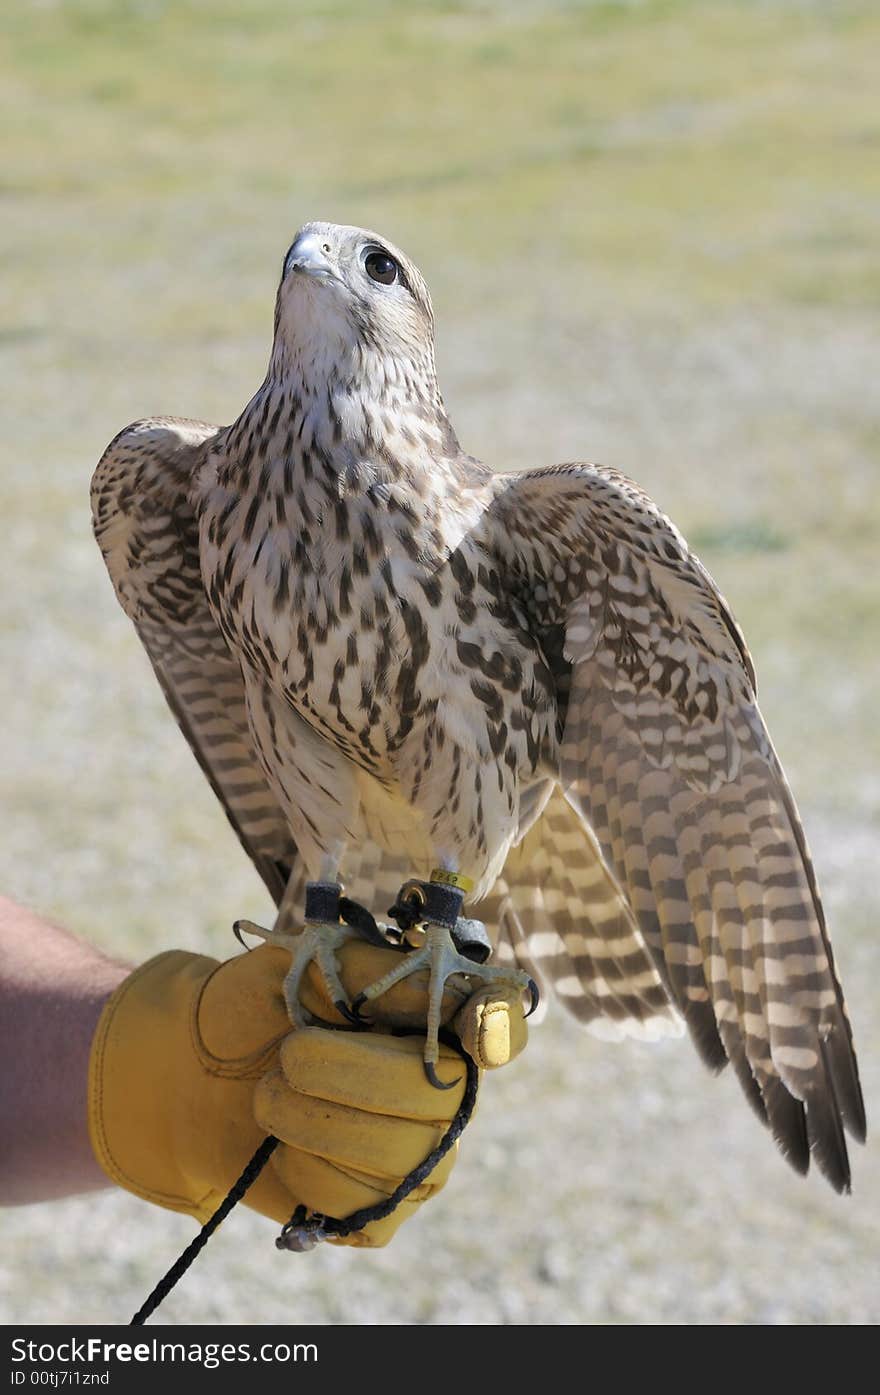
[429,869,474,894]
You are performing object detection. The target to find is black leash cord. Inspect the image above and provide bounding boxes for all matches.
[130,1134,281,1326]
[129,1032,478,1326]
[277,1030,479,1248]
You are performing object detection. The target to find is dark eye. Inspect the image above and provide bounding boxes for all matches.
[364,250,399,285]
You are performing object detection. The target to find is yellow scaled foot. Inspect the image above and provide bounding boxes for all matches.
[351,923,534,1087]
[233,919,363,1028]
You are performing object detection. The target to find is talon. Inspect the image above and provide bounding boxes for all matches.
[334,998,368,1027]
[308,1009,363,1031]
[424,1060,460,1091]
[351,991,368,1016]
[274,917,366,1030]
[232,918,265,949]
[525,977,540,1018]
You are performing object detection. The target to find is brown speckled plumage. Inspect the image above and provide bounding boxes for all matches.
[92,221,864,1191]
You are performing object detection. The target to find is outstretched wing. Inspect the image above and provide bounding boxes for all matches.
[91,417,300,906]
[488,463,865,1191]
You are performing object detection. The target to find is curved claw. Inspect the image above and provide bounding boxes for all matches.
[334,998,369,1028]
[305,1009,361,1031]
[524,977,540,1019]
[424,1060,461,1091]
[232,920,252,951]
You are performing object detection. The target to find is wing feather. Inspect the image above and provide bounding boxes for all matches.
[478,788,681,1040]
[91,418,300,906]
[488,463,865,1189]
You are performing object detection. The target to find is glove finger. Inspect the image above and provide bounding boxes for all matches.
[197,945,291,1063]
[276,1026,466,1118]
[272,1147,455,1249]
[453,986,529,1069]
[328,1200,425,1248]
[299,940,469,1030]
[229,1156,304,1227]
[254,1065,461,1181]
[272,1145,454,1215]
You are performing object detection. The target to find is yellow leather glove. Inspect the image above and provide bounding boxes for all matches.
[88,937,527,1247]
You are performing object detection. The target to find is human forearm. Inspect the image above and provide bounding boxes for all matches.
[0,897,129,1203]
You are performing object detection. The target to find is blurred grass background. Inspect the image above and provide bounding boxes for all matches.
[1,0,878,1325]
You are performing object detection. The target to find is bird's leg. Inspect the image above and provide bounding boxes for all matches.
[235,881,363,1028]
[352,871,538,1087]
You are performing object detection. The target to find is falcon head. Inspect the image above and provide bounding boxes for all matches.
[274,221,436,387]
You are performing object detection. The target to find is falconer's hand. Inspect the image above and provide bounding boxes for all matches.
[88,937,528,1246]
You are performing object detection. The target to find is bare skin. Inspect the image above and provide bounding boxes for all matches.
[0,896,129,1203]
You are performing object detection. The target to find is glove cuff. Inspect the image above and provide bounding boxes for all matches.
[88,950,221,1218]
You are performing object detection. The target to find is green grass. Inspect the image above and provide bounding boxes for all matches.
[1,0,878,1327]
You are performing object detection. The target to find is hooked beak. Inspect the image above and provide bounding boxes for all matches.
[285,231,336,282]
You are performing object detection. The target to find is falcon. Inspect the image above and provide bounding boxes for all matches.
[92,221,865,1188]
